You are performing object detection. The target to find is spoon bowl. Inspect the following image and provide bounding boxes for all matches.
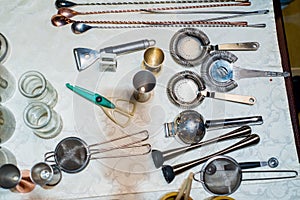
[51,14,74,27]
[58,8,80,18]
[71,22,93,34]
[55,0,77,9]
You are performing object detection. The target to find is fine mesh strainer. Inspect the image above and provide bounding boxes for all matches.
[44,130,151,173]
[193,155,298,196]
[169,28,259,67]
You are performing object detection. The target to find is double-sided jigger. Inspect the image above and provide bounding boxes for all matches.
[30,162,62,187]
[142,47,165,76]
[0,164,21,189]
[133,70,157,103]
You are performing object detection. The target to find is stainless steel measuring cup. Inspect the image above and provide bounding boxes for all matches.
[44,130,151,173]
[166,70,256,109]
[169,28,259,67]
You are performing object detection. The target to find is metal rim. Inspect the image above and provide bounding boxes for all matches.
[23,102,52,129]
[200,51,238,92]
[54,137,90,173]
[200,155,242,196]
[18,70,47,98]
[169,28,210,67]
[0,33,9,64]
[166,70,205,109]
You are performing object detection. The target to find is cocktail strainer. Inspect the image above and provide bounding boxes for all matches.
[44,130,151,173]
[166,70,256,109]
[169,28,259,67]
[200,51,290,92]
[193,155,298,196]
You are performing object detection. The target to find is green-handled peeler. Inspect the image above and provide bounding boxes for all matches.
[66,83,115,109]
[66,83,135,128]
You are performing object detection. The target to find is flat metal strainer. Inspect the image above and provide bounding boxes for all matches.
[169,28,259,67]
[166,70,256,109]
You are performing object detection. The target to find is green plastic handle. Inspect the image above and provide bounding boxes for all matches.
[66,83,115,109]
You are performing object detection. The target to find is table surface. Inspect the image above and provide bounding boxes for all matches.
[1,0,300,199]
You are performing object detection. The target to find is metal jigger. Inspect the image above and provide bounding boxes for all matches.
[142,47,165,76]
[0,164,21,189]
[30,162,54,187]
[132,70,156,103]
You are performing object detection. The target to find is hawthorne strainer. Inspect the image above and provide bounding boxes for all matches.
[166,70,256,109]
[169,28,259,67]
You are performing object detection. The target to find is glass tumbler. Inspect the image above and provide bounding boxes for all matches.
[0,105,16,144]
[18,71,58,108]
[0,146,17,166]
[0,65,16,103]
[23,102,62,139]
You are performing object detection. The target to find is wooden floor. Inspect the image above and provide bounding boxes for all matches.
[282,0,300,69]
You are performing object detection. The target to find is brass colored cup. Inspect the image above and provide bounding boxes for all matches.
[142,47,165,75]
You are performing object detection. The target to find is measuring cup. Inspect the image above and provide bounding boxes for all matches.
[44,130,151,173]
[193,155,298,196]
[166,70,256,109]
[169,28,259,67]
[200,51,290,92]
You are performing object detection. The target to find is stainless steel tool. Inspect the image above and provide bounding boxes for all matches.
[161,134,260,183]
[193,155,297,196]
[55,0,251,9]
[200,51,290,92]
[166,70,256,109]
[169,28,259,67]
[73,39,155,71]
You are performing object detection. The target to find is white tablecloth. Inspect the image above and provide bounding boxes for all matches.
[1,0,299,199]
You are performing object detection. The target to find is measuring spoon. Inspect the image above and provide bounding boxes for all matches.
[169,28,259,67]
[167,70,256,109]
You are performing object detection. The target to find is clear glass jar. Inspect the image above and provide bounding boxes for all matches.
[0,105,16,144]
[23,102,62,139]
[0,65,16,103]
[18,71,58,108]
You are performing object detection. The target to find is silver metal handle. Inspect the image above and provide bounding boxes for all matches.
[100,39,156,55]
[205,116,263,129]
[216,42,259,51]
[162,134,260,183]
[235,67,290,79]
[202,91,256,105]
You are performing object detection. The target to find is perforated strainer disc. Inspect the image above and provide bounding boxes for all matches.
[170,28,210,67]
[54,137,90,173]
[166,70,205,109]
[200,155,242,196]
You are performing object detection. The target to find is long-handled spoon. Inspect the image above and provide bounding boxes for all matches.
[55,0,250,9]
[57,3,251,18]
[51,14,248,27]
[71,22,266,34]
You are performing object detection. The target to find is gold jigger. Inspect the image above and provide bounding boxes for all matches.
[142,47,165,76]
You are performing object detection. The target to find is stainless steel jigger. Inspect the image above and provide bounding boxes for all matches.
[133,70,156,103]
